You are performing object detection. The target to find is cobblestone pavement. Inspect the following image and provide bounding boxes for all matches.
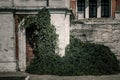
[29,73,120,80]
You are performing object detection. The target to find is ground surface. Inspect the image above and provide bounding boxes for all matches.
[30,73,120,80]
[0,72,120,80]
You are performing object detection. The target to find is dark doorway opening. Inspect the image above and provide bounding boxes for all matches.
[26,27,34,65]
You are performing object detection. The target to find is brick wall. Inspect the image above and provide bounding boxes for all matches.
[70,0,76,15]
[117,0,120,11]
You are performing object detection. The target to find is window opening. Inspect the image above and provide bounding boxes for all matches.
[101,0,110,17]
[89,0,97,18]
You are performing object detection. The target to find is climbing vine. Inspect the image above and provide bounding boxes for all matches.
[21,8,119,75]
[21,8,58,54]
[20,8,59,72]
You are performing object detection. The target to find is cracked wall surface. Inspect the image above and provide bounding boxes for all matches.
[0,13,16,72]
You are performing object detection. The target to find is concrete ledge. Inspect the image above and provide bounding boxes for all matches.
[0,7,71,14]
[0,62,17,72]
[30,74,120,80]
[115,11,120,20]
[0,72,29,80]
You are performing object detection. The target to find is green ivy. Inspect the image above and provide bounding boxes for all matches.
[20,8,59,73]
[21,8,58,54]
[64,37,119,75]
[22,8,119,76]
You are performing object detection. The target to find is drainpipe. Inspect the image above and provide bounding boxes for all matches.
[116,0,117,11]
[12,0,14,7]
[47,0,49,7]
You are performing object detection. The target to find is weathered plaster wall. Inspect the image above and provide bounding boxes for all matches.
[0,13,16,72]
[0,0,71,72]
[116,0,120,11]
[14,0,70,8]
[14,0,46,7]
[71,20,120,60]
[51,12,70,56]
[0,0,13,7]
[49,0,65,8]
[115,11,120,20]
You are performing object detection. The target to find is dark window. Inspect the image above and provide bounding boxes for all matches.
[101,0,110,17]
[89,0,97,18]
[77,0,85,11]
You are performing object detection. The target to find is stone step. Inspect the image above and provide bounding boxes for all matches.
[0,72,29,80]
[0,76,29,80]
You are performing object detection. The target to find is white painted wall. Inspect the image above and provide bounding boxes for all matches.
[0,13,16,72]
[0,0,70,8]
[18,28,26,72]
[49,0,65,8]
[49,0,70,8]
[65,0,70,8]
[115,11,120,20]
[77,11,84,19]
[51,12,70,56]
[0,0,13,7]
[14,0,46,7]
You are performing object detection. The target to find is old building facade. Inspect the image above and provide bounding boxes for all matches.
[70,0,120,19]
[0,0,120,72]
[0,0,70,72]
[70,0,120,64]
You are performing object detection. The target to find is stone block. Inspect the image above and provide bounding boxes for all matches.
[0,13,16,72]
[14,0,46,7]
[0,0,13,7]
[77,11,84,19]
[0,62,16,72]
[115,11,120,20]
[49,0,65,8]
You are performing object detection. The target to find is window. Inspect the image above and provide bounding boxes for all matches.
[101,0,110,17]
[77,0,85,11]
[77,0,111,18]
[89,0,97,18]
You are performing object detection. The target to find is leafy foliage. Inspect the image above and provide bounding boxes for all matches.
[64,37,119,75]
[21,8,59,73]
[23,8,119,75]
[26,52,61,74]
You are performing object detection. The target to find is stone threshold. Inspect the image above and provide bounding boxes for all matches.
[0,72,29,80]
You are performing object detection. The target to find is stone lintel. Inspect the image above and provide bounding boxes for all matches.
[0,7,71,14]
